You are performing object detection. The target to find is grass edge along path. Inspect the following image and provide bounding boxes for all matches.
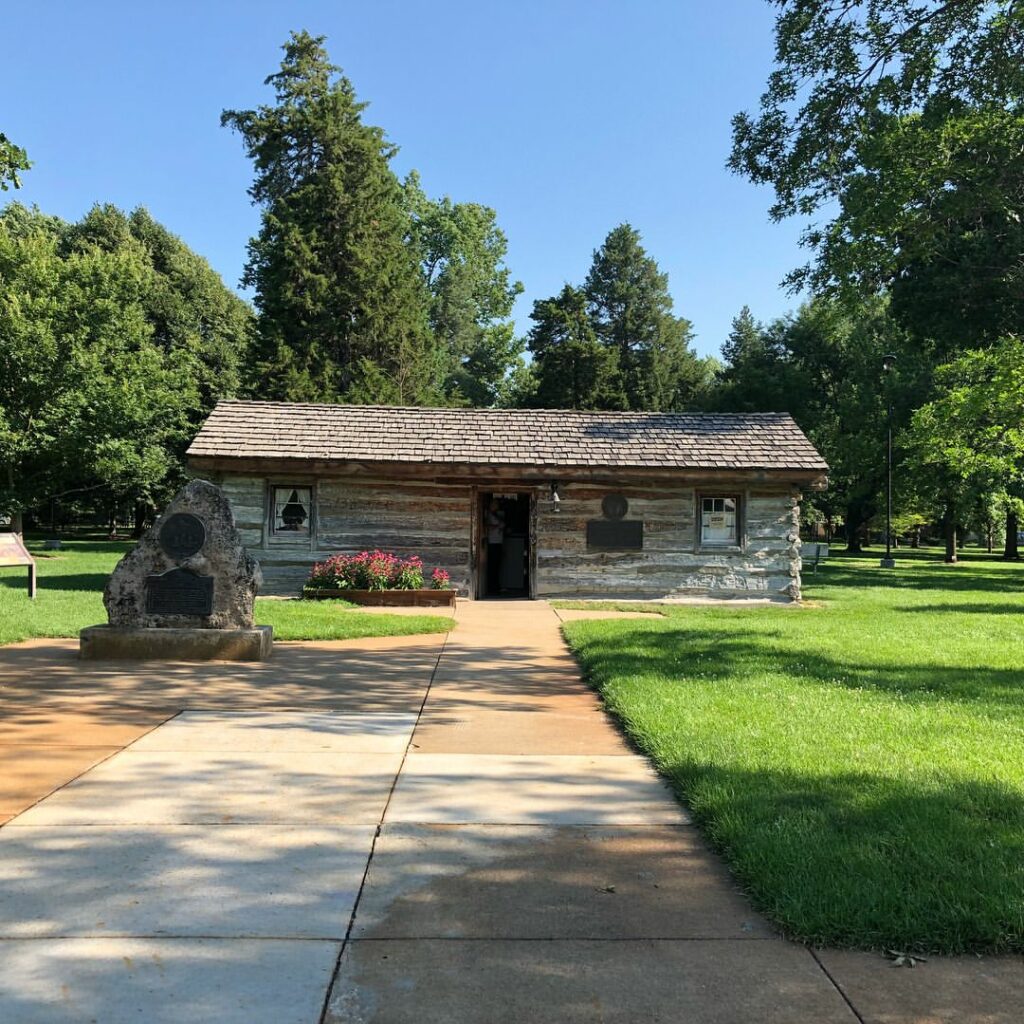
[550,599,668,615]
[257,598,450,641]
[561,549,1024,955]
[0,540,451,646]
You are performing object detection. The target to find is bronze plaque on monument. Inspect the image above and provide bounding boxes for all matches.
[145,567,215,616]
[158,513,207,560]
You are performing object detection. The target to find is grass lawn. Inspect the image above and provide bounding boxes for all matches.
[550,599,668,615]
[0,539,452,645]
[256,599,451,641]
[562,548,1024,954]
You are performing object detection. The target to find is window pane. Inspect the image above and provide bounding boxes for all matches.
[274,487,311,534]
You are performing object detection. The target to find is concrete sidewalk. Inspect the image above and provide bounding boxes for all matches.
[0,636,444,1023]
[0,604,1021,1022]
[325,600,854,1023]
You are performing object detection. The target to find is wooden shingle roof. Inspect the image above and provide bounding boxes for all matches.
[188,401,828,475]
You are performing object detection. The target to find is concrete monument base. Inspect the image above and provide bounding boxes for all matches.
[80,625,273,662]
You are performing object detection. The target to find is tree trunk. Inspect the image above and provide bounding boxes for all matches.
[1004,510,1020,560]
[910,528,920,549]
[986,518,994,553]
[5,465,22,535]
[943,508,957,564]
[132,502,149,540]
[845,501,870,553]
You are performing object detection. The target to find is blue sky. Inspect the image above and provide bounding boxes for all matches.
[4,0,808,359]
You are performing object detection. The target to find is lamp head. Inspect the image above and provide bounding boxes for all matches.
[882,354,898,373]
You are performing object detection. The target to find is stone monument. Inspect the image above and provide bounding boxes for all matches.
[80,479,272,661]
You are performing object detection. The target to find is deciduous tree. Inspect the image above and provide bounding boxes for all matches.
[0,132,29,190]
[906,337,1024,559]
[731,3,1024,548]
[403,172,523,405]
[710,295,916,551]
[731,2,1024,342]
[0,203,251,533]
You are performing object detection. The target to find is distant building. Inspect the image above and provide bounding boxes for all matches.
[187,401,828,601]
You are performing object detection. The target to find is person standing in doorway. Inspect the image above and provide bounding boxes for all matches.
[486,499,505,594]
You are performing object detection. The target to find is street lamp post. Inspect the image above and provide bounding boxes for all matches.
[881,354,897,569]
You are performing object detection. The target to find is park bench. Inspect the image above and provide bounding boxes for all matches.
[804,541,829,573]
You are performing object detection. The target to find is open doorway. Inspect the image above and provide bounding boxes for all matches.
[479,492,531,598]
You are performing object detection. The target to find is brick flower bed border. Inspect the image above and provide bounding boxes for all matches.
[303,588,457,608]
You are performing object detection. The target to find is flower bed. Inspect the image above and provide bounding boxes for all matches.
[303,551,456,606]
[303,588,456,607]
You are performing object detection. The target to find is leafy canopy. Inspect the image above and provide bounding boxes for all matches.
[731,1,1024,317]
[709,294,918,544]
[403,171,523,405]
[0,132,30,190]
[0,203,252,525]
[907,337,1024,490]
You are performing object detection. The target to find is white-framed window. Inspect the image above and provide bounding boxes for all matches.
[699,495,739,547]
[271,486,313,535]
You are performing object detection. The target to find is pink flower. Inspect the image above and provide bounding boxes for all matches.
[306,549,427,592]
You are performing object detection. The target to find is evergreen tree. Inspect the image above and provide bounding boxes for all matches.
[222,31,437,404]
[525,286,623,410]
[710,305,796,413]
[721,305,762,367]
[583,224,702,411]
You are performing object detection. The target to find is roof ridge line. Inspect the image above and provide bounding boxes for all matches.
[213,399,795,420]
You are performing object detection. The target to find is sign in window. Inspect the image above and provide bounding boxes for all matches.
[700,496,738,546]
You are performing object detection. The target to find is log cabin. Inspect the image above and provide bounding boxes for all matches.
[186,400,828,601]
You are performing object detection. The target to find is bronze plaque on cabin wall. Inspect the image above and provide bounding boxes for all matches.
[586,520,643,550]
[601,493,629,520]
[145,568,215,616]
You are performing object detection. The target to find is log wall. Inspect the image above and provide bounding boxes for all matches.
[217,473,473,596]
[211,472,803,600]
[535,484,802,600]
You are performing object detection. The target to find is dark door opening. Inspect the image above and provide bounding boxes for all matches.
[480,492,531,598]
